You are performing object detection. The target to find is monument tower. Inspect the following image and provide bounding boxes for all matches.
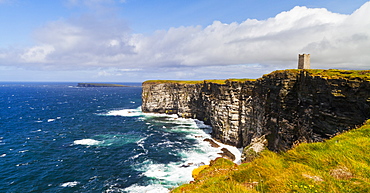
[298,54,310,69]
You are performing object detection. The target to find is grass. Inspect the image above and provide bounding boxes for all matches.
[305,69,370,81]
[172,119,370,193]
[266,69,370,81]
[307,70,370,81]
[143,78,256,85]
[143,80,205,84]
[144,70,370,85]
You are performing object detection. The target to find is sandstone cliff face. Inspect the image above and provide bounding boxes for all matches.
[142,70,370,151]
[142,82,203,117]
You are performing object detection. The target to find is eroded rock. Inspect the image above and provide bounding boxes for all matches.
[204,138,220,148]
[142,70,370,152]
[217,148,236,161]
[241,135,267,162]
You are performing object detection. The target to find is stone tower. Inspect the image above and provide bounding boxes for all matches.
[298,54,310,69]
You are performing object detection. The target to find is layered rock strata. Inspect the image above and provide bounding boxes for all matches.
[142,70,370,151]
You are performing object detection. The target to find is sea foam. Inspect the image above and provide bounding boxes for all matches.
[123,184,170,193]
[103,107,143,117]
[127,111,241,192]
[47,119,55,122]
[103,107,242,192]
[73,139,103,146]
[60,181,80,187]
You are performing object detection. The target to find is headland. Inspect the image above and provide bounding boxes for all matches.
[77,83,130,87]
[141,69,370,192]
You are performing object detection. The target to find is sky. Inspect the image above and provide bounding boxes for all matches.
[0,0,369,82]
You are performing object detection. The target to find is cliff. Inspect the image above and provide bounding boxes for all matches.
[142,69,370,152]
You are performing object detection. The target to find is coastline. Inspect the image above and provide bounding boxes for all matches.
[141,110,243,164]
[104,107,241,192]
[141,69,370,151]
[141,69,370,192]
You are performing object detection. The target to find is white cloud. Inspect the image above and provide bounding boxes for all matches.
[28,14,134,69]
[126,2,370,71]
[97,70,113,77]
[1,1,370,81]
[20,45,55,63]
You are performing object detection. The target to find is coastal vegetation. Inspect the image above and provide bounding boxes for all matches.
[142,69,370,192]
[267,69,370,81]
[144,69,370,85]
[143,78,256,85]
[172,119,370,193]
[306,69,370,81]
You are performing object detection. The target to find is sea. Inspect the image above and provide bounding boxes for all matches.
[0,82,241,193]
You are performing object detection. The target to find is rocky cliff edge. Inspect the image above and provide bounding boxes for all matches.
[142,69,370,152]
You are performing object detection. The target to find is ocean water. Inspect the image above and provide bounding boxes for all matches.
[0,82,240,193]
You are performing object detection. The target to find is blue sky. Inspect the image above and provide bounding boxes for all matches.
[0,0,369,82]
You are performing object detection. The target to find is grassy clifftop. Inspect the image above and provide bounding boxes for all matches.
[172,120,370,193]
[144,69,370,85]
[143,78,256,85]
[265,69,370,81]
[306,69,370,80]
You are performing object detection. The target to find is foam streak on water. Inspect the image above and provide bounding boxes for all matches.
[0,83,241,193]
[73,139,103,146]
[103,107,241,192]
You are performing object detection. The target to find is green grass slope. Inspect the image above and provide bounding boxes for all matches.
[172,120,370,193]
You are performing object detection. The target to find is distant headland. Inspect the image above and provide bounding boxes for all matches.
[77,83,130,87]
